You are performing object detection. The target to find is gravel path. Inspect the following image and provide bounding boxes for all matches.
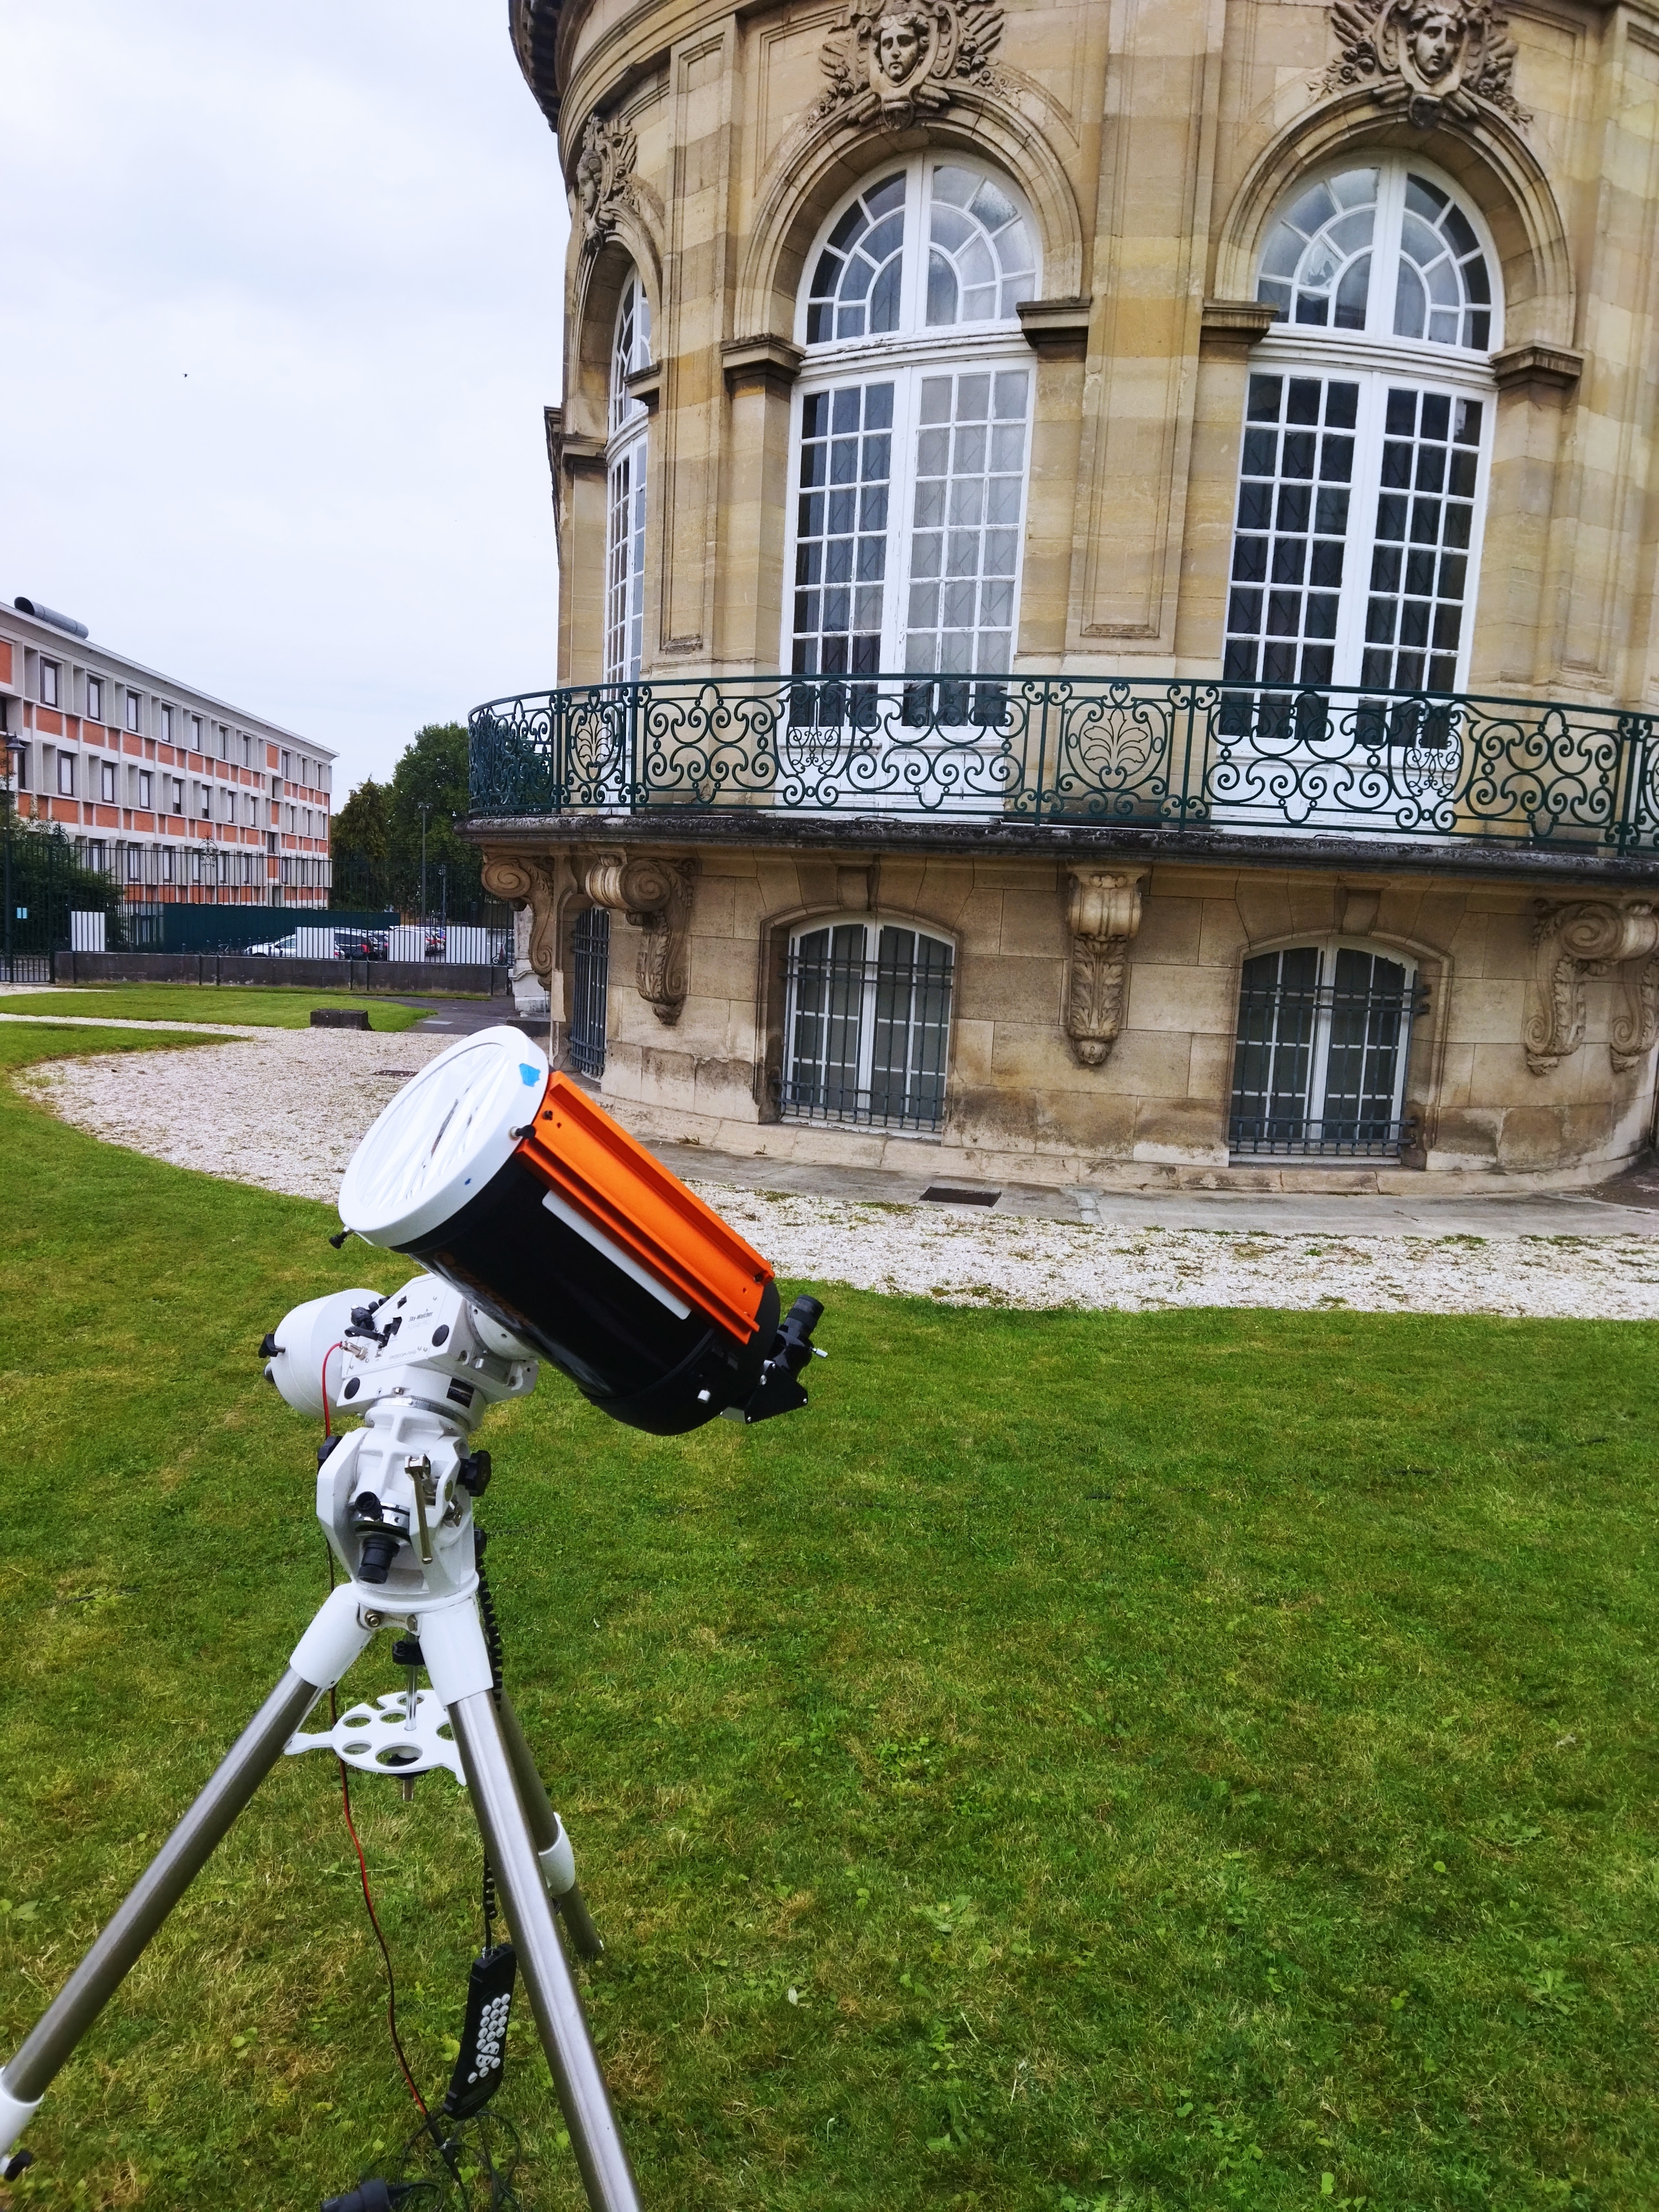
[17,1029,1659,1319]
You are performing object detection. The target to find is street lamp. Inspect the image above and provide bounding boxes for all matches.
[2,734,24,985]
[417,802,432,929]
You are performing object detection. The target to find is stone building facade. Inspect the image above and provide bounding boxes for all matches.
[471,0,1659,1191]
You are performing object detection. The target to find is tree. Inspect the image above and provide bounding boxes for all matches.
[386,723,482,920]
[329,776,390,911]
[331,724,488,919]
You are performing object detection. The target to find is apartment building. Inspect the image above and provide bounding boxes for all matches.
[0,596,333,910]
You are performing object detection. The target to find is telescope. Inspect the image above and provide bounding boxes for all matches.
[0,1029,825,2212]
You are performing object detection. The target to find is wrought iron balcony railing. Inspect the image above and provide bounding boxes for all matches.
[468,674,1659,851]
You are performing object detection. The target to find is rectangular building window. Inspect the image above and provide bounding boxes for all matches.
[101,761,117,803]
[603,445,648,681]
[191,714,204,752]
[126,690,142,732]
[86,675,104,721]
[160,703,173,743]
[1223,369,1488,699]
[138,770,153,810]
[58,753,75,795]
[171,776,184,815]
[40,660,60,707]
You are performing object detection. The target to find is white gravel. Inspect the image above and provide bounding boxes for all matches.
[17,1027,1659,1319]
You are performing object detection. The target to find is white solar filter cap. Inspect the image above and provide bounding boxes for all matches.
[339,1026,550,1247]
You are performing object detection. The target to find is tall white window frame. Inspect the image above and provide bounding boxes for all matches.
[604,273,651,684]
[1226,156,1500,700]
[785,157,1041,693]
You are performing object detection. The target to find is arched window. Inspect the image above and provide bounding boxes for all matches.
[782,919,954,1133]
[604,274,651,683]
[1225,158,1498,701]
[788,158,1040,697]
[1228,943,1422,1157]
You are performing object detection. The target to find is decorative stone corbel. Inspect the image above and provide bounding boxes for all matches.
[1526,901,1659,1075]
[1063,869,1147,1067]
[583,851,698,1024]
[1604,902,1659,1072]
[482,854,559,981]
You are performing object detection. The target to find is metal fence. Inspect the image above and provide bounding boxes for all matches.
[469,675,1659,849]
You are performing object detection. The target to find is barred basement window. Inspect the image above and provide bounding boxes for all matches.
[569,905,611,1078]
[782,921,953,1133]
[1228,944,1422,1159]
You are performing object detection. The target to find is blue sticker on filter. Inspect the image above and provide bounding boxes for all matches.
[520,1065,539,1084]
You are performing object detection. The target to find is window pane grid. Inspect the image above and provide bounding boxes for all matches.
[604,444,647,682]
[783,924,953,1133]
[905,368,1029,682]
[927,163,1036,325]
[793,384,893,683]
[1361,387,1481,695]
[807,175,906,345]
[1224,374,1357,690]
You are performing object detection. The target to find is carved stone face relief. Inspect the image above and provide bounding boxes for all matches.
[1321,0,1527,127]
[875,12,927,87]
[817,0,1004,129]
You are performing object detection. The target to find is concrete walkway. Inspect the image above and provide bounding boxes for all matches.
[649,1138,1659,1238]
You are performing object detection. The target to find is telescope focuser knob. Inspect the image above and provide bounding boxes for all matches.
[457,1449,493,1498]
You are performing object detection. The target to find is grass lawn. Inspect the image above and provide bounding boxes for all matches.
[0,1022,1654,2211]
[0,984,435,1031]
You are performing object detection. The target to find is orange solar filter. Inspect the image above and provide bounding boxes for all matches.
[514,1072,773,1345]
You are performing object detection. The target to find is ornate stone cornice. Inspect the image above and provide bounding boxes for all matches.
[1016,298,1092,358]
[722,335,806,395]
[1491,342,1583,394]
[1319,0,1528,128]
[510,0,562,132]
[1200,298,1281,353]
[582,851,699,1024]
[1063,868,1146,1067]
[815,0,1005,128]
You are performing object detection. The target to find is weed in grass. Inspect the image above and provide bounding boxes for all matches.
[0,1024,1655,2208]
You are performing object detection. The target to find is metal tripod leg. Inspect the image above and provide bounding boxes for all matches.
[497,1687,604,1963]
[0,1587,372,2166]
[447,1688,641,2212]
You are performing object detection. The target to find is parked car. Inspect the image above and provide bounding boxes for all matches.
[334,931,388,961]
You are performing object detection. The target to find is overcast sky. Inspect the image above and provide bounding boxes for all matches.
[2,2,567,796]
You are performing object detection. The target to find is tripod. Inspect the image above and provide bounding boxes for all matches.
[0,1318,643,2212]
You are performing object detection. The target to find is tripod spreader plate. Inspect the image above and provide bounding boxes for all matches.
[285,1690,465,1783]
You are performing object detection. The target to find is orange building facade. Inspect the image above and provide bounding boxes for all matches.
[0,597,333,914]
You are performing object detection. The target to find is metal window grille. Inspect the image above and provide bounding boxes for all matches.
[782,922,953,1133]
[570,904,611,1079]
[1229,944,1423,1159]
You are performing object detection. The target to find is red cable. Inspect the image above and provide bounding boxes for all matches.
[318,1362,429,2125]
[338,1762,430,2119]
